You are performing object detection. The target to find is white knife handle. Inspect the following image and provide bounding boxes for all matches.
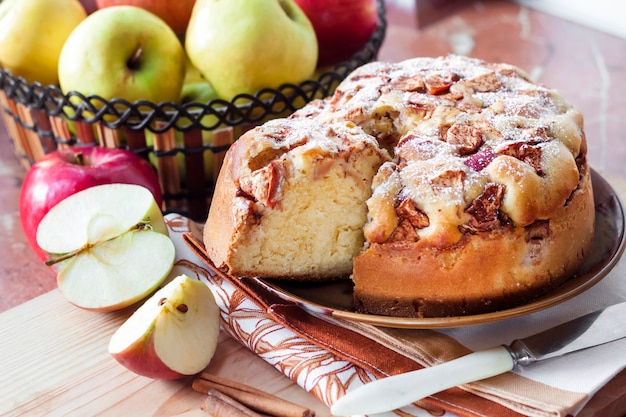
[330,346,515,416]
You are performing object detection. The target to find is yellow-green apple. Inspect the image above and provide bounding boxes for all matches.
[182,52,205,84]
[95,0,196,37]
[108,274,221,379]
[180,59,218,105]
[179,53,218,104]
[58,5,185,112]
[0,0,87,86]
[20,146,162,262]
[294,0,378,67]
[36,183,175,311]
[185,0,318,100]
[180,80,217,105]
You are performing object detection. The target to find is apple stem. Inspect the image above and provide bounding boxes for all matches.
[44,221,153,267]
[127,47,143,71]
[74,152,85,166]
[44,247,87,267]
[278,0,296,21]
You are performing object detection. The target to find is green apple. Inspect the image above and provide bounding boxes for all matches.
[36,183,175,312]
[179,55,223,106]
[182,53,206,85]
[57,5,185,115]
[0,0,87,86]
[108,274,221,379]
[179,54,219,103]
[185,0,318,100]
[180,81,217,105]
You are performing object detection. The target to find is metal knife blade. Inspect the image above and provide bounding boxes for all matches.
[330,302,626,416]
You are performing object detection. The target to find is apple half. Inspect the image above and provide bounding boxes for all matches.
[108,274,221,379]
[36,183,175,311]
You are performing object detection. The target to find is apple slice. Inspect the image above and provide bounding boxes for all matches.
[36,183,175,311]
[108,274,221,379]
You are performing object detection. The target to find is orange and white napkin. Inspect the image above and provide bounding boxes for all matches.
[164,213,626,417]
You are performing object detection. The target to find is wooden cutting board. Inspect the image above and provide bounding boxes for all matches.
[0,289,329,417]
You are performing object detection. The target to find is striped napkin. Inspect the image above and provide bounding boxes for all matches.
[164,213,626,417]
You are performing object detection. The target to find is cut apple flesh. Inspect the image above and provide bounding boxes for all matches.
[57,231,175,310]
[36,184,175,311]
[108,275,221,379]
[36,183,168,255]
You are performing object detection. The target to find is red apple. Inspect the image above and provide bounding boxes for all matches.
[95,0,196,36]
[79,0,98,14]
[294,0,379,67]
[20,146,163,262]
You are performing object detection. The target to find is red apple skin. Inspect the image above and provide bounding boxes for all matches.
[294,0,379,67]
[95,0,195,36]
[111,331,183,380]
[19,146,163,262]
[79,0,99,14]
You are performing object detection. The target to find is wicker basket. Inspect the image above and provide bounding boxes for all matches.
[0,0,386,221]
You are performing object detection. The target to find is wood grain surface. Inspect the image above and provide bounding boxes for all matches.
[0,290,329,417]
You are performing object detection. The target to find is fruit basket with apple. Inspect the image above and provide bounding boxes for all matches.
[0,0,387,221]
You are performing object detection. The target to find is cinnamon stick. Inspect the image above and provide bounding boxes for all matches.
[193,373,315,417]
[201,389,263,417]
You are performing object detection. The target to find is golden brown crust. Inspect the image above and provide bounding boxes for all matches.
[203,133,255,273]
[352,168,595,317]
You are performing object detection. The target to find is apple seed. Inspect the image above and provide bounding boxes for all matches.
[157,298,188,313]
[136,220,154,231]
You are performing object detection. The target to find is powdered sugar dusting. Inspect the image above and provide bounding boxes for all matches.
[290,54,585,245]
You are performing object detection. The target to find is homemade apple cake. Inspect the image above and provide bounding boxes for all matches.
[203,54,595,317]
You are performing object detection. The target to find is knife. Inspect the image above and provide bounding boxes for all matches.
[330,301,626,416]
